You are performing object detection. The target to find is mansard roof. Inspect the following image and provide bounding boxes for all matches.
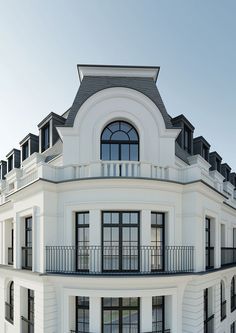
[65,65,174,130]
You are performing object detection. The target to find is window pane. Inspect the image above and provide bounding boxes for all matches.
[130,144,138,161]
[102,128,112,140]
[112,131,129,141]
[102,144,110,160]
[121,144,129,160]
[108,122,119,133]
[128,128,138,141]
[111,144,119,160]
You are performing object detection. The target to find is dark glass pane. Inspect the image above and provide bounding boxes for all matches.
[102,144,110,160]
[121,122,131,132]
[112,131,129,141]
[121,144,129,160]
[110,144,119,160]
[102,128,112,140]
[128,128,138,141]
[108,122,119,133]
[130,144,138,161]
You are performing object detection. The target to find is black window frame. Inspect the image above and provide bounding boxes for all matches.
[151,212,165,272]
[5,281,14,324]
[183,125,191,154]
[101,120,139,161]
[8,155,13,172]
[220,280,226,321]
[41,123,50,152]
[231,276,236,312]
[231,321,236,333]
[102,297,140,333]
[152,296,165,333]
[205,217,214,270]
[75,212,89,272]
[102,211,140,272]
[204,288,214,333]
[22,141,29,161]
[75,296,89,333]
[28,289,34,325]
[22,217,32,270]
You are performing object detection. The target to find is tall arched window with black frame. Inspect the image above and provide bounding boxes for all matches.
[101,121,139,161]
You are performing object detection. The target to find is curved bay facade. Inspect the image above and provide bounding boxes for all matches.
[0,65,236,332]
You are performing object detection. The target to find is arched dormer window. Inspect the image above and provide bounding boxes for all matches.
[5,281,14,323]
[101,121,139,161]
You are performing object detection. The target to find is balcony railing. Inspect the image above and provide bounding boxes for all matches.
[70,330,171,333]
[221,300,226,321]
[21,316,34,333]
[8,247,13,265]
[221,247,236,267]
[46,245,194,275]
[205,247,214,270]
[204,314,214,333]
[22,247,32,270]
[5,301,13,324]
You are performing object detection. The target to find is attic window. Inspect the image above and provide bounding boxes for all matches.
[41,123,50,152]
[202,145,208,161]
[184,126,191,153]
[22,141,29,161]
[8,155,13,172]
[216,159,221,173]
[226,169,230,182]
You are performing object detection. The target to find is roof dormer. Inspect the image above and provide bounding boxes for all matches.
[193,136,210,162]
[221,163,231,182]
[209,151,222,173]
[38,112,66,153]
[6,149,20,173]
[20,133,39,162]
[171,115,195,155]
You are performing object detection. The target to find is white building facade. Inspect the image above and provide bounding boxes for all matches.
[0,65,236,333]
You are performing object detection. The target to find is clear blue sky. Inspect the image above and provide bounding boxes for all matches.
[0,1,236,168]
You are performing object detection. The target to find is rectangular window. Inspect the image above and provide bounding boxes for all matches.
[8,155,13,172]
[151,212,165,271]
[216,159,221,172]
[231,321,236,333]
[22,217,32,269]
[76,212,89,271]
[202,145,208,161]
[41,123,50,152]
[205,218,214,269]
[102,212,139,272]
[184,126,191,153]
[76,297,89,333]
[102,297,140,333]
[152,296,164,332]
[204,288,214,333]
[22,141,29,161]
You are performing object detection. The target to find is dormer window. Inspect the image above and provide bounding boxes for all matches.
[41,123,50,152]
[8,155,13,172]
[22,141,29,161]
[184,126,191,153]
[216,159,221,173]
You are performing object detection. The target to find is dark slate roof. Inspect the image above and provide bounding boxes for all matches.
[65,76,173,129]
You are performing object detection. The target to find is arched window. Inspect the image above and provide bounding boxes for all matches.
[5,281,14,323]
[221,280,226,321]
[231,276,236,312]
[101,121,139,161]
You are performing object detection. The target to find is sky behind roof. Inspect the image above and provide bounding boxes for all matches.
[0,1,236,168]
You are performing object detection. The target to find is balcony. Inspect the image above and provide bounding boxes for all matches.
[21,316,34,333]
[5,301,13,324]
[46,245,194,275]
[22,247,32,270]
[8,247,13,265]
[221,247,236,267]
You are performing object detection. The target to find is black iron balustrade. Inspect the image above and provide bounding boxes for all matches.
[205,247,214,270]
[70,330,171,333]
[221,247,236,267]
[8,247,13,265]
[22,247,32,270]
[46,245,194,275]
[5,301,13,324]
[21,316,34,333]
[204,314,214,333]
[221,299,226,321]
